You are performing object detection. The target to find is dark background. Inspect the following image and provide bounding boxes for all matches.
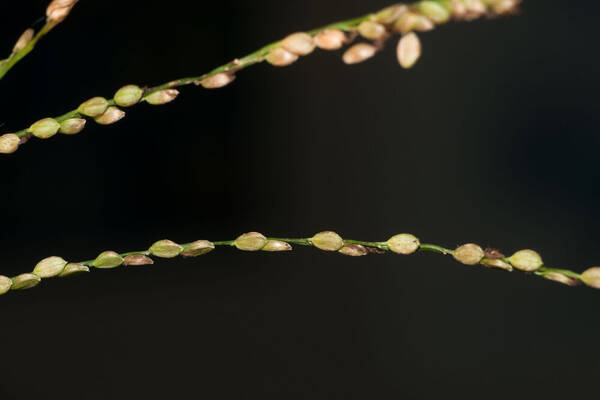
[1,1,599,399]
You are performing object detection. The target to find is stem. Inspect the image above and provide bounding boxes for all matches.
[419,243,454,255]
[0,23,53,81]
[28,235,589,284]
[537,267,582,280]
[3,1,520,141]
[10,13,375,138]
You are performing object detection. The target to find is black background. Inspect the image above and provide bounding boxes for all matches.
[1,1,599,399]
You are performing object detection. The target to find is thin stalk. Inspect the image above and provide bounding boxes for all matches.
[3,231,594,296]
[0,23,53,81]
[1,0,521,144]
[537,267,582,280]
[419,243,454,255]
[9,14,375,139]
[0,0,78,82]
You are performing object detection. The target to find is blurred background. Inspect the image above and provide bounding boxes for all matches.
[1,1,599,398]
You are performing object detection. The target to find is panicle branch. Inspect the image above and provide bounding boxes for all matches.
[0,0,77,82]
[0,0,520,154]
[3,229,599,296]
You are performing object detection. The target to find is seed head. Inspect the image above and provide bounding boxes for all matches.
[481,258,513,271]
[0,133,20,154]
[509,249,543,272]
[450,0,469,19]
[78,97,109,117]
[262,240,292,252]
[0,276,13,295]
[417,1,451,23]
[29,117,60,139]
[539,271,580,287]
[11,273,41,290]
[94,106,125,125]
[395,12,434,33]
[114,84,143,107]
[314,29,346,50]
[149,240,184,258]
[281,32,315,56]
[387,233,420,255]
[266,47,298,67]
[453,243,485,265]
[145,89,179,105]
[397,33,422,69]
[123,254,154,266]
[375,4,409,24]
[59,263,90,277]
[182,240,215,257]
[46,0,75,24]
[13,29,34,53]
[342,43,377,65]
[197,73,236,89]
[234,232,268,251]
[339,243,368,257]
[59,118,86,135]
[92,251,124,269]
[415,16,435,31]
[491,0,520,14]
[312,231,344,251]
[357,20,387,40]
[581,267,600,289]
[465,0,487,17]
[33,256,67,278]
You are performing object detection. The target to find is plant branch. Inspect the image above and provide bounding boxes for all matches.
[3,230,599,295]
[0,23,51,81]
[0,0,521,154]
[0,1,77,82]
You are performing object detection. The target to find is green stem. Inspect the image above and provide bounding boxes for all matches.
[0,22,53,82]
[537,267,582,280]
[344,239,388,249]
[4,230,593,294]
[5,1,519,140]
[10,13,377,138]
[270,238,313,246]
[69,236,579,286]
[419,243,454,255]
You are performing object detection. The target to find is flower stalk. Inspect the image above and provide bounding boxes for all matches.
[2,230,598,295]
[0,0,520,154]
[0,1,77,81]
